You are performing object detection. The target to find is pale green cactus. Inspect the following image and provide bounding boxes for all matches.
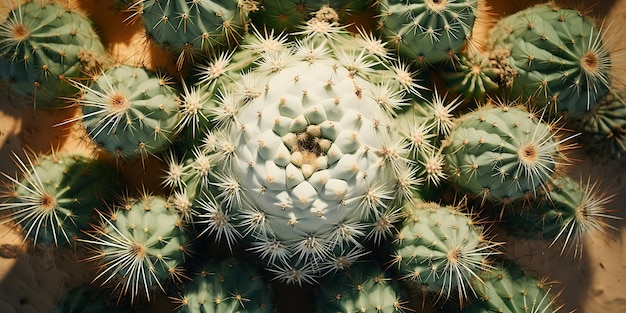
[443,104,574,204]
[81,194,191,302]
[388,200,501,301]
[67,65,181,162]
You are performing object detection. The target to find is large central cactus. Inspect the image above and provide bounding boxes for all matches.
[194,20,423,283]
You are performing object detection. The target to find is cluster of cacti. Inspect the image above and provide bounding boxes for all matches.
[0,0,108,108]
[0,1,623,313]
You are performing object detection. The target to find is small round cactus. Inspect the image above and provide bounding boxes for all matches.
[81,194,191,301]
[171,257,274,313]
[576,89,626,160]
[388,200,500,301]
[69,65,181,161]
[377,0,479,66]
[0,0,108,108]
[443,104,573,204]
[314,261,411,313]
[503,174,618,257]
[131,0,258,69]
[439,49,500,103]
[489,2,612,119]
[0,151,117,246]
[451,258,563,313]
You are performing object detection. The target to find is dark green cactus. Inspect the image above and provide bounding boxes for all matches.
[314,261,411,313]
[577,89,626,160]
[502,174,617,257]
[443,104,572,204]
[0,151,118,246]
[388,200,501,301]
[81,194,191,302]
[133,0,257,69]
[250,0,373,33]
[0,0,108,108]
[489,2,612,120]
[171,257,274,313]
[54,284,141,313]
[69,65,181,161]
[377,0,479,66]
[439,49,500,103]
[446,258,563,313]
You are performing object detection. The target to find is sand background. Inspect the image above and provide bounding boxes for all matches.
[0,0,624,312]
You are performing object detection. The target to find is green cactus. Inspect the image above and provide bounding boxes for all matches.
[189,20,423,284]
[314,261,411,313]
[54,284,141,313]
[377,0,479,66]
[447,258,563,313]
[171,257,274,313]
[489,2,612,120]
[0,151,117,246]
[250,0,374,33]
[443,104,573,204]
[131,0,258,69]
[0,0,108,108]
[388,200,500,301]
[439,49,500,103]
[576,89,626,160]
[67,65,180,161]
[81,194,191,302]
[502,174,618,257]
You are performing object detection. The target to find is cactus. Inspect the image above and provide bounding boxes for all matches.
[131,0,258,69]
[0,0,108,108]
[67,65,181,161]
[314,261,410,313]
[439,49,500,103]
[171,257,274,313]
[576,89,626,160]
[377,0,479,66]
[502,174,618,257]
[388,200,500,301]
[0,151,117,246]
[488,2,612,120]
[443,104,573,204]
[191,20,422,283]
[250,0,373,33]
[54,284,141,313]
[447,258,563,313]
[81,194,191,301]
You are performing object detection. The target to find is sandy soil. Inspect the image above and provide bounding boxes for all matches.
[0,0,625,312]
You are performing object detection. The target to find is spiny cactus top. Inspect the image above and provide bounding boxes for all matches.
[132,0,258,69]
[81,194,190,301]
[443,104,572,204]
[458,258,563,313]
[0,151,117,246]
[0,0,107,108]
[69,65,181,161]
[503,174,617,257]
[389,200,500,301]
[489,2,612,119]
[377,0,479,66]
[194,20,423,284]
